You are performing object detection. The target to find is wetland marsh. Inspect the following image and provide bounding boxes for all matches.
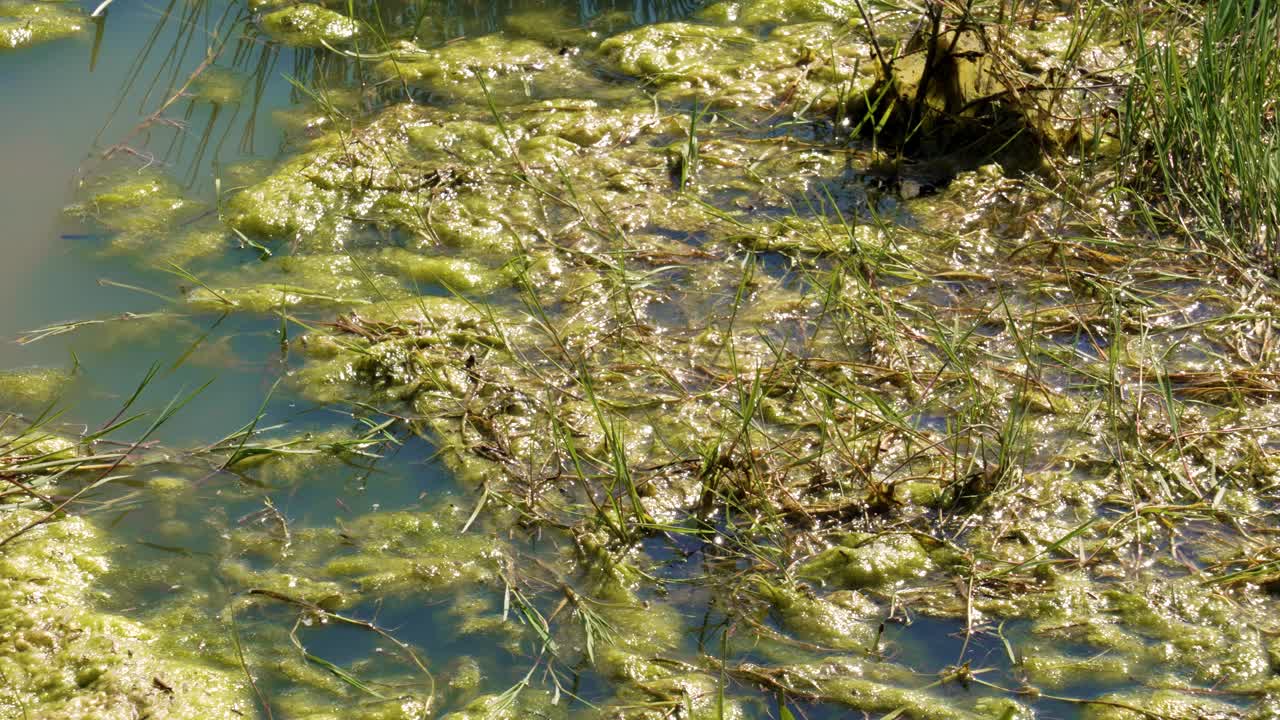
[4,0,1280,718]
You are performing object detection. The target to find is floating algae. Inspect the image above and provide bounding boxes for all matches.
[376,249,510,294]
[598,20,875,109]
[182,253,411,312]
[754,579,879,650]
[375,34,621,106]
[0,512,250,719]
[65,169,224,264]
[696,0,854,29]
[19,0,1280,717]
[0,367,70,411]
[70,171,197,232]
[258,3,360,48]
[0,429,78,466]
[0,0,81,51]
[189,67,246,105]
[799,532,934,590]
[438,689,565,720]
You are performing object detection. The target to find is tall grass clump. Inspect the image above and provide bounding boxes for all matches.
[1123,0,1280,271]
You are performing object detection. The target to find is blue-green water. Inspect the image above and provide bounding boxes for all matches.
[0,0,291,440]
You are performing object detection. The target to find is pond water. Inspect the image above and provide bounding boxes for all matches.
[0,0,288,440]
[3,0,1279,719]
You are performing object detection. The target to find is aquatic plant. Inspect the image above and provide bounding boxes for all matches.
[1122,0,1280,272]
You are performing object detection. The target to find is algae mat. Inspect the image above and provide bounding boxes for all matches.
[2,0,1280,719]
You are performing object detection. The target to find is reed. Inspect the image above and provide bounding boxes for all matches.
[1122,0,1280,271]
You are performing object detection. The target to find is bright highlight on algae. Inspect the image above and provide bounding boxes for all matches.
[0,0,82,51]
[5,0,1280,719]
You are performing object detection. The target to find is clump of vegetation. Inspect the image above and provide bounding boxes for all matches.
[0,510,252,719]
[0,368,71,412]
[0,0,83,51]
[1122,0,1280,271]
[258,2,360,47]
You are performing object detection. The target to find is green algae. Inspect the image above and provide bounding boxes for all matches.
[224,428,387,487]
[517,98,663,148]
[800,533,933,590]
[599,22,754,80]
[404,118,508,164]
[183,253,408,312]
[0,367,71,412]
[219,559,353,609]
[736,656,1017,719]
[449,595,528,654]
[600,670,750,720]
[223,128,406,249]
[376,34,614,106]
[272,695,434,720]
[223,499,502,601]
[321,510,501,594]
[0,512,250,719]
[597,19,872,108]
[271,104,338,140]
[0,0,81,51]
[225,105,534,252]
[0,430,78,465]
[439,689,565,720]
[67,170,214,266]
[185,282,370,312]
[590,582,685,660]
[896,479,947,507]
[698,0,854,28]
[444,656,483,691]
[291,294,515,405]
[0,425,84,512]
[376,249,509,294]
[755,579,878,650]
[742,216,898,255]
[109,223,230,265]
[61,313,201,355]
[596,22,774,106]
[224,91,708,264]
[1079,689,1241,720]
[190,67,246,105]
[1021,650,1135,691]
[259,3,360,47]
[1101,578,1272,686]
[971,563,1278,693]
[69,170,198,236]
[37,2,1280,719]
[503,8,595,49]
